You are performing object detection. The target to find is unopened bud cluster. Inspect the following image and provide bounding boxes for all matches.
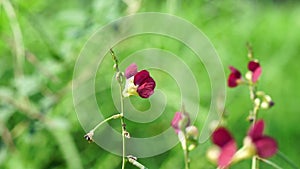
[171,111,199,151]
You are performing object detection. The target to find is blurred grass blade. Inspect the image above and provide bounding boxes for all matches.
[1,0,25,77]
[49,128,83,169]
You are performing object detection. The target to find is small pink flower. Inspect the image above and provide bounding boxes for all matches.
[123,63,156,98]
[247,120,277,158]
[211,127,237,168]
[228,66,242,88]
[248,61,262,83]
[171,112,190,134]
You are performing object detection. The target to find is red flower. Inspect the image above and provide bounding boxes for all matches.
[248,61,262,83]
[211,127,237,168]
[247,120,277,158]
[209,120,277,168]
[228,66,242,88]
[134,70,156,98]
[123,63,156,98]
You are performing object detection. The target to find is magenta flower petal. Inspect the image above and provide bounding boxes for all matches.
[134,70,150,86]
[171,112,182,133]
[137,77,156,98]
[248,61,260,72]
[171,112,190,133]
[252,66,262,83]
[212,127,234,148]
[228,66,242,88]
[218,140,237,168]
[228,74,239,87]
[132,70,156,98]
[248,120,264,141]
[247,120,278,158]
[123,65,156,98]
[212,127,237,168]
[229,66,242,78]
[125,63,138,79]
[254,136,278,158]
[248,61,262,83]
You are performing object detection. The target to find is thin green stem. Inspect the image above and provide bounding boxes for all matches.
[110,48,127,169]
[249,85,259,169]
[119,83,126,169]
[277,151,300,169]
[247,42,254,60]
[180,104,189,169]
[183,144,189,169]
[248,71,259,169]
[180,132,189,169]
[252,156,257,169]
[90,114,122,133]
[248,85,259,124]
[257,157,283,169]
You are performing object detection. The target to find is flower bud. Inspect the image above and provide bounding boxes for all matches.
[248,60,262,83]
[124,131,130,138]
[256,91,265,96]
[206,146,220,164]
[188,141,198,151]
[245,71,252,82]
[171,112,190,134]
[254,98,261,107]
[84,131,94,143]
[113,64,117,71]
[186,126,199,151]
[178,114,190,131]
[261,95,274,109]
[228,66,242,87]
[186,125,199,140]
[116,72,124,84]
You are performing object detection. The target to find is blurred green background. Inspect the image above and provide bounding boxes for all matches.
[1,0,300,168]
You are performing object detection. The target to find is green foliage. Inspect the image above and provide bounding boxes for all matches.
[0,0,300,168]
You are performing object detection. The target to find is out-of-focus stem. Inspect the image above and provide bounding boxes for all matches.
[0,94,44,121]
[1,0,25,77]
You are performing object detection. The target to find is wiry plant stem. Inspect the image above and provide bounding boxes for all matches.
[257,156,283,169]
[110,49,127,169]
[90,114,123,134]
